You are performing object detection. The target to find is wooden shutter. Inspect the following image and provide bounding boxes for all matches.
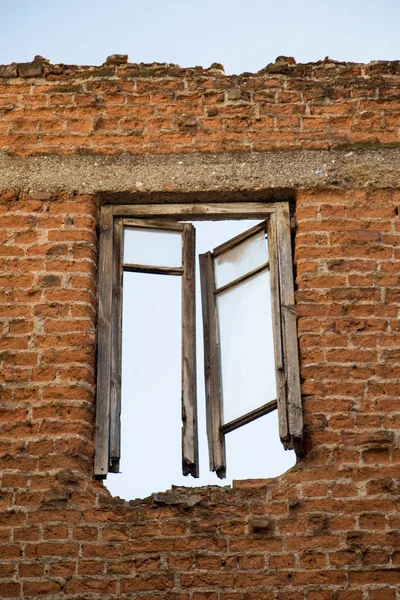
[94,214,199,478]
[199,212,303,478]
[273,204,303,453]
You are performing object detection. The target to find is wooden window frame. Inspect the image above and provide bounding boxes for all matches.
[94,202,302,479]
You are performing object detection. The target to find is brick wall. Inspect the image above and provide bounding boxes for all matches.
[0,56,400,597]
[0,55,400,156]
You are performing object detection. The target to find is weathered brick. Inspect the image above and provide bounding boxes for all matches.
[0,58,399,600]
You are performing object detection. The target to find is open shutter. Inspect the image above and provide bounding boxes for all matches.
[181,223,199,476]
[200,212,302,477]
[200,221,278,479]
[95,215,199,478]
[267,213,288,445]
[199,251,226,478]
[94,206,114,477]
[273,204,303,453]
[109,217,123,472]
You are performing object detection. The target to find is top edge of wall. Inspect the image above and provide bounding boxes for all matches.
[1,54,400,80]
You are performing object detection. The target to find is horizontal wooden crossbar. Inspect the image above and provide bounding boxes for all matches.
[220,399,278,435]
[123,264,183,276]
[215,262,269,295]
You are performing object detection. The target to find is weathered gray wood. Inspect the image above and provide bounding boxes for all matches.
[275,202,303,448]
[94,206,114,477]
[267,214,289,444]
[181,223,199,477]
[220,399,277,434]
[109,217,123,473]
[212,222,267,257]
[95,201,302,481]
[122,218,184,231]
[123,264,183,276]
[199,251,226,478]
[112,203,278,220]
[215,262,269,295]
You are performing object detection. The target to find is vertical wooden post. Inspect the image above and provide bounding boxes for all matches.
[109,217,123,472]
[94,206,114,477]
[199,252,226,478]
[267,214,289,444]
[181,223,199,477]
[275,202,303,448]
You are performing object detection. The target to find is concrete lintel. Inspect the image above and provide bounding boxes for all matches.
[0,149,399,196]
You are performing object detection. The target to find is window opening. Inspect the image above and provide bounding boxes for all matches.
[118,271,184,496]
[225,411,288,481]
[218,272,276,424]
[96,203,302,500]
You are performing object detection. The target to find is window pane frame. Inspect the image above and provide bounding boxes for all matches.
[94,202,302,480]
[94,215,198,478]
[198,209,302,478]
[200,221,273,478]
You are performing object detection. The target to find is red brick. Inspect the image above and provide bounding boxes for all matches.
[120,574,174,592]
[65,578,117,594]
[335,592,363,600]
[0,582,20,598]
[18,562,45,578]
[48,561,76,577]
[368,592,396,600]
[23,581,62,596]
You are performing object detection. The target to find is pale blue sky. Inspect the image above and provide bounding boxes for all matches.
[0,0,397,74]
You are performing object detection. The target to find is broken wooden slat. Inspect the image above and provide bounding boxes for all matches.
[181,223,199,477]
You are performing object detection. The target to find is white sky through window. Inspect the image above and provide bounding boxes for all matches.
[105,220,296,500]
